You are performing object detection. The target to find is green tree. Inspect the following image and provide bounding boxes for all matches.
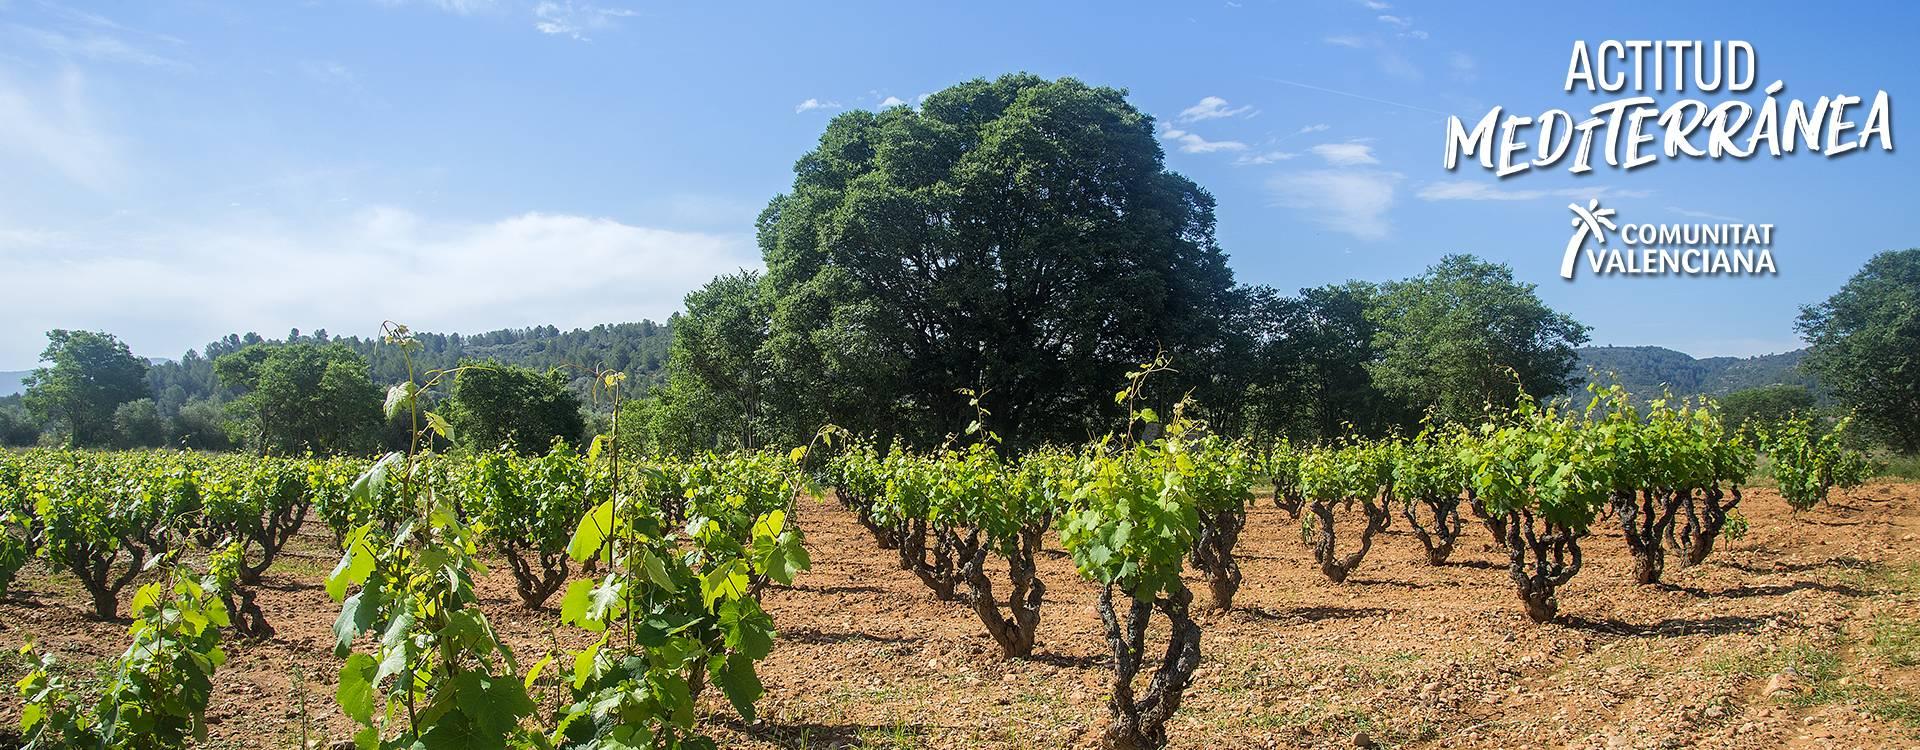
[214,343,382,455]
[756,74,1240,450]
[22,330,151,447]
[112,398,166,448]
[1797,248,1920,452]
[0,399,39,446]
[170,398,233,450]
[1717,384,1817,439]
[649,271,772,453]
[1240,282,1404,441]
[1368,255,1590,425]
[447,363,586,454]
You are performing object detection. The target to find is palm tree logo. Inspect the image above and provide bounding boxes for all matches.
[1561,198,1618,279]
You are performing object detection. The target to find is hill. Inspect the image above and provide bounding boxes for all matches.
[0,371,25,397]
[1572,345,1821,399]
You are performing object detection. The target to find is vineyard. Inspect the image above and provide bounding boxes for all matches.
[0,369,1916,749]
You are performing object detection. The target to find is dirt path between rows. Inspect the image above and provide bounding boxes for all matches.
[3,483,1917,749]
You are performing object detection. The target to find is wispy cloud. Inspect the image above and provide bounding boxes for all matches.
[532,2,637,40]
[794,97,840,114]
[1357,0,1391,9]
[0,67,120,190]
[378,0,498,14]
[1160,125,1247,154]
[1375,14,1411,28]
[0,207,758,364]
[1268,169,1401,240]
[1310,142,1377,166]
[877,95,907,108]
[1414,182,1654,202]
[1324,35,1368,49]
[1670,207,1743,222]
[1177,95,1254,123]
[4,23,186,68]
[1297,123,1330,135]
[1235,150,1296,166]
[298,60,354,86]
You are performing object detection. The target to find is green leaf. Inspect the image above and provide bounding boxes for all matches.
[337,652,378,725]
[700,559,750,611]
[332,585,380,658]
[567,500,616,563]
[383,382,418,421]
[558,578,597,630]
[425,411,454,442]
[710,653,764,722]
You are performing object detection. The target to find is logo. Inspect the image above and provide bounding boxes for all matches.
[1559,200,1777,279]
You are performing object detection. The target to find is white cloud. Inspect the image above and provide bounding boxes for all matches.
[878,95,907,108]
[1376,14,1411,27]
[1414,182,1654,202]
[0,207,758,365]
[0,67,119,190]
[1402,29,1429,40]
[1268,169,1401,241]
[4,23,186,68]
[794,97,840,114]
[533,2,637,40]
[1235,150,1296,166]
[1358,0,1391,8]
[1177,96,1253,123]
[1297,123,1330,134]
[1160,126,1247,154]
[1324,35,1368,48]
[378,0,497,14]
[1670,207,1742,222]
[1310,142,1378,166]
[299,60,354,86]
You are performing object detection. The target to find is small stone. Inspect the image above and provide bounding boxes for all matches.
[1352,730,1377,748]
[1705,705,1727,719]
[1764,672,1807,697]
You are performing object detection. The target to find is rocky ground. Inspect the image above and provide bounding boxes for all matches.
[2,482,1917,750]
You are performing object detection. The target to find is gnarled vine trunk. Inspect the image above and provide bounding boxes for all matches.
[1402,493,1463,565]
[1094,582,1201,750]
[1614,488,1679,585]
[1504,509,1584,623]
[899,518,961,600]
[240,497,311,584]
[502,544,570,608]
[837,488,899,550]
[1190,506,1246,610]
[958,524,1047,658]
[1670,486,1738,568]
[1467,489,1506,548]
[1308,496,1390,584]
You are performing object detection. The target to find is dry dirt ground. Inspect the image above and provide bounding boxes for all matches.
[3,483,1919,750]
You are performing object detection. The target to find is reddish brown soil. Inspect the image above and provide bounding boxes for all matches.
[3,483,1918,750]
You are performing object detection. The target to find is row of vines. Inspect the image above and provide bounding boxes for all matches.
[0,348,1880,749]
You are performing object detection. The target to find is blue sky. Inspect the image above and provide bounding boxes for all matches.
[1,0,1914,369]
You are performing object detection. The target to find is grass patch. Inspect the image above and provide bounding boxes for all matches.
[1870,615,1920,667]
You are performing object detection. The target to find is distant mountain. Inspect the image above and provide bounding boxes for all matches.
[0,371,26,397]
[1572,345,1822,400]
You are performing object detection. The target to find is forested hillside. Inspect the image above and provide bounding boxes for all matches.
[1573,345,1820,399]
[139,321,671,418]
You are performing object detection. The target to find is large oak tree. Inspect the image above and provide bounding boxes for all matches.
[754,74,1239,450]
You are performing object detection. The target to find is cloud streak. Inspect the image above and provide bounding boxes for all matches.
[0,207,758,364]
[1268,169,1401,241]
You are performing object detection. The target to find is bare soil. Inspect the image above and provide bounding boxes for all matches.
[3,483,1919,750]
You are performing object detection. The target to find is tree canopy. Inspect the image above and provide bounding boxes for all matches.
[447,362,586,455]
[1797,248,1920,451]
[754,73,1240,450]
[22,330,151,447]
[1367,255,1590,424]
[214,343,383,456]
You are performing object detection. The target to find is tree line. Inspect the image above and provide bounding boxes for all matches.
[4,74,1916,460]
